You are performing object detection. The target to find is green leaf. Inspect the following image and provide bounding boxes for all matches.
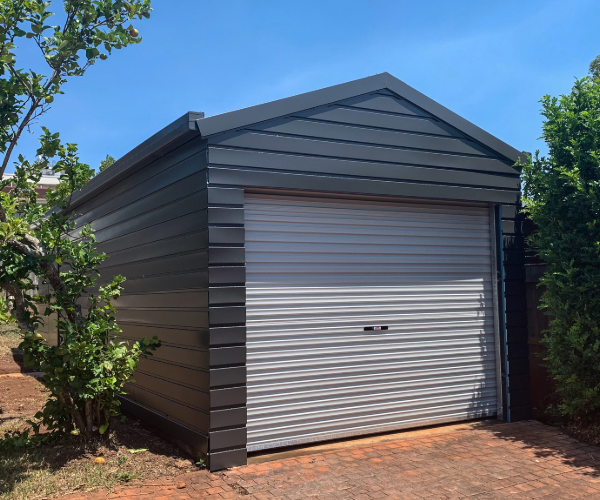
[99,424,108,435]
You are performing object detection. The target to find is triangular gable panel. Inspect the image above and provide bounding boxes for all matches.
[293,96,462,139]
[336,92,428,117]
[209,87,520,179]
[198,72,524,166]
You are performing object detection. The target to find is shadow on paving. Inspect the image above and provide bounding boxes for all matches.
[483,420,600,478]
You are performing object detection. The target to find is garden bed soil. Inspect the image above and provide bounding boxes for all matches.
[566,421,600,448]
[0,323,30,375]
[0,374,48,428]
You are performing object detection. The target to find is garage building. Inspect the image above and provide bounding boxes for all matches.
[66,73,530,470]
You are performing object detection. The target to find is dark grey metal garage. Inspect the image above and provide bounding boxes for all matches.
[66,73,530,471]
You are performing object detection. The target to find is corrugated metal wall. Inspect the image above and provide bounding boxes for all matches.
[244,193,499,451]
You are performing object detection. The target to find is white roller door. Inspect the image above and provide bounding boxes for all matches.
[244,192,499,452]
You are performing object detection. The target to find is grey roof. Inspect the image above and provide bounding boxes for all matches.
[197,72,523,163]
[70,73,523,209]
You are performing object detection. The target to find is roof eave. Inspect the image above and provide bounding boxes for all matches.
[66,111,203,211]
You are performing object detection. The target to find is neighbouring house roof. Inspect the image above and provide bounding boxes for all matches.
[2,172,60,205]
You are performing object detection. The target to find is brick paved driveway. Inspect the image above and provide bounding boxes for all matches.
[65,420,600,499]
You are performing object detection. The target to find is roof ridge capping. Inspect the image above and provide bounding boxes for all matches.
[196,72,525,165]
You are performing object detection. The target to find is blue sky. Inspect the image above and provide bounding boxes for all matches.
[7,0,600,173]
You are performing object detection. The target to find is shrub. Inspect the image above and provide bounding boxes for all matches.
[521,77,600,424]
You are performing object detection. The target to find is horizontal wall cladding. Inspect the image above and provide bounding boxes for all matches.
[132,371,210,412]
[97,256,208,288]
[120,398,208,456]
[251,118,494,157]
[207,90,520,205]
[95,210,208,256]
[100,232,208,270]
[71,138,207,229]
[70,137,211,452]
[501,201,531,421]
[90,193,207,246]
[137,358,209,391]
[124,383,210,433]
[118,309,208,329]
[208,167,517,204]
[120,323,209,350]
[208,148,518,189]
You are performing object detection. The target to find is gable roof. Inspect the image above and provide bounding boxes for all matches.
[197,73,524,164]
[69,73,523,210]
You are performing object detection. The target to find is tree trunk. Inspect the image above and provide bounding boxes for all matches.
[85,399,94,434]
[1,282,36,334]
[96,398,102,428]
[59,387,87,435]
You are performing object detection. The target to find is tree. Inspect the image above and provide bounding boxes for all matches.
[590,55,600,80]
[99,154,115,171]
[521,77,600,425]
[0,1,159,440]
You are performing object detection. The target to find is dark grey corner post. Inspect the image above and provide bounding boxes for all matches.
[206,181,248,471]
[501,201,532,421]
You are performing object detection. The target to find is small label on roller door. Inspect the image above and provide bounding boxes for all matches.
[364,326,388,331]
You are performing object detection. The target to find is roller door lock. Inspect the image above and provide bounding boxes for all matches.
[364,326,388,331]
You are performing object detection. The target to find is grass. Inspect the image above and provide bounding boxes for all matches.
[1,444,141,499]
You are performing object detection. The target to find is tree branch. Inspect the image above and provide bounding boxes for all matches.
[6,233,84,327]
[0,63,59,178]
[6,236,41,258]
[0,96,43,178]
[5,63,34,100]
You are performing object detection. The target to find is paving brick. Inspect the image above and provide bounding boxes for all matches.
[52,421,600,500]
